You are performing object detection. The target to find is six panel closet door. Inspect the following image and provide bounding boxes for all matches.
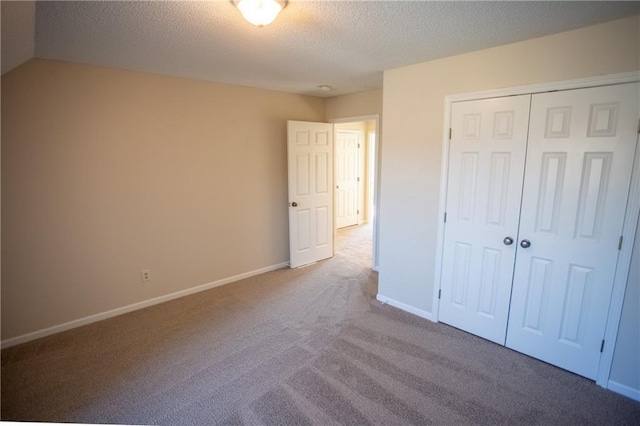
[439,82,640,380]
[439,94,531,345]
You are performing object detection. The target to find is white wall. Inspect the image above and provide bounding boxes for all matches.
[378,14,640,389]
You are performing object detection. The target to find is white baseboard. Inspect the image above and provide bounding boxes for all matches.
[376,294,437,322]
[607,380,640,402]
[1,262,288,349]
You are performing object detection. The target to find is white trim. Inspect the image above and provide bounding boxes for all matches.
[1,262,288,349]
[367,129,376,226]
[431,97,453,322]
[330,114,379,125]
[597,132,640,387]
[433,73,640,388]
[367,128,380,274]
[607,380,640,402]
[372,117,381,271]
[446,71,640,103]
[377,294,437,322]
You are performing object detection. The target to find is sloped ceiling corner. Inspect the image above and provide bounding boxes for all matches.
[1,0,36,75]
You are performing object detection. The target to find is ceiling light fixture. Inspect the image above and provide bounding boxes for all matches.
[233,0,287,27]
[318,85,332,92]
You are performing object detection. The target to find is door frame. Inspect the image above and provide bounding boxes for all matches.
[433,71,640,390]
[330,114,381,271]
[367,130,376,232]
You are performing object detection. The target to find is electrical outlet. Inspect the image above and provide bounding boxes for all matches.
[141,269,151,282]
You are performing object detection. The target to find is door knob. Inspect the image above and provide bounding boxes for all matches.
[503,237,514,246]
[291,202,298,207]
[520,239,531,248]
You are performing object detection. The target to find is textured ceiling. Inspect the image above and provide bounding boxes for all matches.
[34,1,639,97]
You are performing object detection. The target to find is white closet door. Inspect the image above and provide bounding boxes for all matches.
[506,83,639,379]
[439,95,531,344]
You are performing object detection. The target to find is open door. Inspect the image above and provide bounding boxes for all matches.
[287,121,334,268]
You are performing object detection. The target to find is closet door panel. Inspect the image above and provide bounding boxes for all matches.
[506,83,639,379]
[439,95,531,344]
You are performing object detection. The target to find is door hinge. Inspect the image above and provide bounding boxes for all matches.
[637,118,640,134]
[358,143,361,148]
[438,289,442,299]
[357,209,360,215]
[449,128,452,139]
[444,212,447,223]
[618,235,623,250]
[600,339,605,353]
[357,177,360,182]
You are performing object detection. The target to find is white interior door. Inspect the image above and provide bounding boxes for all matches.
[506,83,640,379]
[439,95,531,344]
[336,130,359,228]
[287,121,334,268]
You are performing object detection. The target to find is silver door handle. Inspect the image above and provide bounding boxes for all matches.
[503,237,514,246]
[520,239,531,248]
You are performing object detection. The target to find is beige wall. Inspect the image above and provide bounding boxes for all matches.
[378,14,639,388]
[1,59,325,340]
[0,1,35,75]
[325,89,382,121]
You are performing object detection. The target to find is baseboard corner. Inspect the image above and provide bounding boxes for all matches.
[376,293,437,322]
[607,380,640,402]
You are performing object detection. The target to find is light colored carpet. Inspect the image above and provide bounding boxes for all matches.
[2,224,640,424]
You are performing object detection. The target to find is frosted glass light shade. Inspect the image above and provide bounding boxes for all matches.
[236,0,283,27]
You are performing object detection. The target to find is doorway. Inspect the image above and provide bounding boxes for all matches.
[332,116,380,271]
